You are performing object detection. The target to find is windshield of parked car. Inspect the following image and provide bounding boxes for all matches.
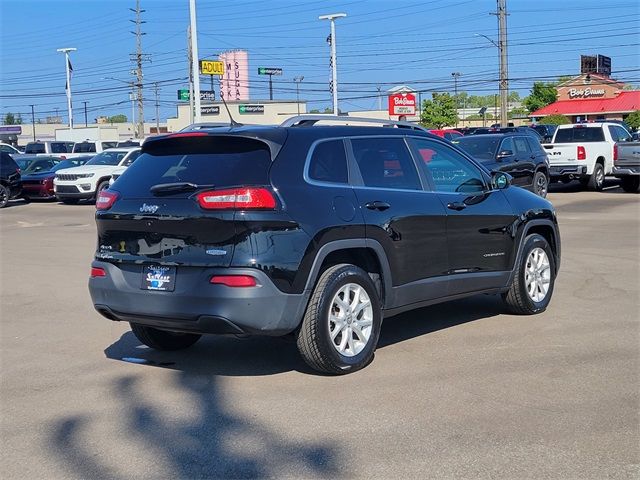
[23,158,60,174]
[453,136,501,160]
[85,150,128,166]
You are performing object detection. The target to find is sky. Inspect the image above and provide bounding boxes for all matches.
[1,0,639,124]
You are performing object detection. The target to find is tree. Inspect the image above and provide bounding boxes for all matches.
[542,114,571,125]
[524,82,558,113]
[107,114,128,123]
[625,110,640,131]
[420,92,458,128]
[3,112,16,125]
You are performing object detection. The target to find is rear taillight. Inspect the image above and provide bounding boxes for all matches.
[196,187,276,210]
[96,190,119,210]
[90,267,106,278]
[577,146,586,161]
[210,275,257,287]
[613,144,618,162]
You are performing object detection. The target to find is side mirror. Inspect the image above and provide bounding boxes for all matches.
[496,149,513,160]
[491,171,512,190]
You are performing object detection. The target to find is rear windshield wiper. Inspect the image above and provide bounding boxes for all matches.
[150,182,215,196]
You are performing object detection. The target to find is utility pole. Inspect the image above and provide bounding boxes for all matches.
[56,47,76,129]
[154,82,160,133]
[452,72,461,127]
[377,86,382,110]
[30,105,36,141]
[130,0,149,138]
[496,0,509,127]
[82,101,88,126]
[189,0,202,123]
[187,26,194,124]
[293,76,304,115]
[319,13,346,115]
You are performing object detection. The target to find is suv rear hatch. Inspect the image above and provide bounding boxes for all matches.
[95,133,284,268]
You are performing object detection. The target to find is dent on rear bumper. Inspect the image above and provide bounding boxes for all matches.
[88,261,308,336]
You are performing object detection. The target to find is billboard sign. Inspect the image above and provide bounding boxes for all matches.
[177,90,215,101]
[238,104,264,114]
[200,60,225,76]
[258,67,283,76]
[219,50,250,101]
[388,93,416,116]
[201,106,220,115]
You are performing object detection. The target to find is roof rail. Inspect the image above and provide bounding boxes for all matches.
[280,115,429,133]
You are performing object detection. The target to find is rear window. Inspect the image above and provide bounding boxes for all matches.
[51,142,70,153]
[554,127,605,143]
[25,143,45,154]
[73,142,96,153]
[113,136,272,197]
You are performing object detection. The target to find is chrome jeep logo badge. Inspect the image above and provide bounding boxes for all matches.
[140,203,159,214]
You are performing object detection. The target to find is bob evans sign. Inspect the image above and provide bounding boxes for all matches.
[568,87,606,98]
[388,93,416,115]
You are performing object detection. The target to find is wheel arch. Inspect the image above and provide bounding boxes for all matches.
[513,220,561,276]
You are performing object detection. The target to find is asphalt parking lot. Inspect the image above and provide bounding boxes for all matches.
[1,182,638,479]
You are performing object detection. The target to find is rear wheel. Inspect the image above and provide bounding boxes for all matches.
[588,163,605,191]
[130,323,201,351]
[503,234,556,315]
[0,184,9,208]
[533,171,549,197]
[296,264,382,374]
[96,180,110,198]
[620,176,640,193]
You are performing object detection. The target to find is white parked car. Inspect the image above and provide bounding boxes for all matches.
[54,147,141,204]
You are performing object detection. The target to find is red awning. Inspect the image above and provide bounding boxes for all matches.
[531,91,640,116]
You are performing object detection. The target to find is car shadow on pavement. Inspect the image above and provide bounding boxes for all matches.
[103,294,505,377]
[48,372,341,479]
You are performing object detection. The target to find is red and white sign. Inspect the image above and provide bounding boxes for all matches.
[388,93,416,116]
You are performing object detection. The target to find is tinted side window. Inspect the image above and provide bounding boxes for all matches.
[500,137,515,154]
[352,137,421,190]
[74,143,96,153]
[614,126,631,142]
[308,140,348,184]
[410,138,485,193]
[526,137,544,154]
[51,142,69,153]
[514,137,530,154]
[122,150,142,167]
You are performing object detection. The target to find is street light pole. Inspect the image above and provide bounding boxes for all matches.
[83,101,88,127]
[319,13,346,115]
[497,0,509,128]
[293,76,304,115]
[189,0,202,123]
[57,47,76,129]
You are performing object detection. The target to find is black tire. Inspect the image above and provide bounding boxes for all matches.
[533,171,549,198]
[61,198,79,205]
[130,323,201,351]
[587,163,605,191]
[95,180,110,199]
[296,264,382,375]
[0,184,9,208]
[503,234,556,315]
[620,176,640,193]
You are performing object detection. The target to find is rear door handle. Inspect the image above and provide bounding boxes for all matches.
[447,201,466,211]
[365,201,391,211]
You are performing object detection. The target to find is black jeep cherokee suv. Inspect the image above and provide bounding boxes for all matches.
[89,122,561,374]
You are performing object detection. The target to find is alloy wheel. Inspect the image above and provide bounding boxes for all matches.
[524,247,551,302]
[536,174,548,197]
[328,283,373,357]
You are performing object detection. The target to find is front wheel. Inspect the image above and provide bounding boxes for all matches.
[296,264,382,375]
[587,163,605,191]
[620,176,640,193]
[533,171,549,197]
[130,323,201,351]
[503,234,556,315]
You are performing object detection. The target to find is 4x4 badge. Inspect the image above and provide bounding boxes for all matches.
[140,203,159,214]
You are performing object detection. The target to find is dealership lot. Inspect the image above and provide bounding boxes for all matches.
[1,184,638,478]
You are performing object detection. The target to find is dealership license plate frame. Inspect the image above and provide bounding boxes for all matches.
[141,265,176,292]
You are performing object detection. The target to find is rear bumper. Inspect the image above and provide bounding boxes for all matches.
[549,165,588,177]
[612,165,640,176]
[88,261,307,336]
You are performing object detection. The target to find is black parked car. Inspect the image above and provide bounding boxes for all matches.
[473,126,544,143]
[531,124,558,143]
[0,152,22,208]
[89,119,561,374]
[452,133,550,197]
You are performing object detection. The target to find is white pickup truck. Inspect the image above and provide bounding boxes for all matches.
[543,122,632,191]
[54,147,141,204]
